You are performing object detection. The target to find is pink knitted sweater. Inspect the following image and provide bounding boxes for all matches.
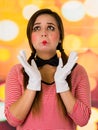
[5,64,91,130]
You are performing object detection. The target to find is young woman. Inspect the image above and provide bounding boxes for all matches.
[5,9,91,130]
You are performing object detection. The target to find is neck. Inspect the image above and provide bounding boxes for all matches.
[36,52,57,60]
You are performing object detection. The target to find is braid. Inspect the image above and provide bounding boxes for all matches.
[57,43,72,90]
[22,51,36,89]
[57,43,68,65]
[28,52,36,65]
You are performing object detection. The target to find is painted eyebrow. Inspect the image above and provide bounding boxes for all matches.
[47,23,56,26]
[33,22,56,26]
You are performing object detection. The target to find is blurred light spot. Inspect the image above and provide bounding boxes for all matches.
[78,50,98,79]
[88,33,98,48]
[0,83,5,101]
[61,1,85,21]
[23,4,39,20]
[89,76,97,91]
[0,48,11,62]
[84,0,98,17]
[91,48,98,55]
[0,20,19,41]
[77,107,98,130]
[90,107,98,122]
[63,34,82,52]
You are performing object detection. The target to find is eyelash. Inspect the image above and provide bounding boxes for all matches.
[32,26,55,32]
[32,26,40,32]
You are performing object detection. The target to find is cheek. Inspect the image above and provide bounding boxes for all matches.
[51,33,60,42]
[31,33,38,43]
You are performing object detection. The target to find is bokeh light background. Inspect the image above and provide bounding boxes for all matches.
[0,0,98,129]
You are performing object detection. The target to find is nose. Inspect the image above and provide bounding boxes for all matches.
[41,34,47,37]
[41,29,47,37]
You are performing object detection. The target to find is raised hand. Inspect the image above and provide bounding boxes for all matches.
[17,50,41,91]
[54,51,78,93]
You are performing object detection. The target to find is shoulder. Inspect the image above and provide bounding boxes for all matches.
[9,64,23,73]
[72,63,89,79]
[71,63,89,89]
[73,63,88,74]
[7,64,23,80]
[6,64,24,86]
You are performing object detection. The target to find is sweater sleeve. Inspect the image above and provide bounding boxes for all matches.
[4,64,24,127]
[68,65,91,126]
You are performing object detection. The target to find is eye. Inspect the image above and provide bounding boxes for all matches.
[47,26,55,31]
[32,26,41,32]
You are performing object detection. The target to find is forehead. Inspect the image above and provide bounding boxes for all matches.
[34,14,57,24]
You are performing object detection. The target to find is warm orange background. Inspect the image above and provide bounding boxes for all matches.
[0,0,98,129]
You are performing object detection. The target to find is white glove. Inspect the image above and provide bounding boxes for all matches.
[17,50,41,91]
[54,51,78,93]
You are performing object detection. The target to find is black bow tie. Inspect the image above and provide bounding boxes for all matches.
[34,54,59,67]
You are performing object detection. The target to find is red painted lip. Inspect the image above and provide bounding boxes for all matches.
[42,40,47,45]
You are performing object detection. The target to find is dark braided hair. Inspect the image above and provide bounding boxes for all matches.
[22,9,72,114]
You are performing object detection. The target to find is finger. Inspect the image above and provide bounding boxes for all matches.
[63,55,77,71]
[67,70,71,75]
[17,55,27,68]
[70,51,77,58]
[17,50,26,62]
[31,59,38,70]
[69,53,78,67]
[17,50,29,68]
[19,50,27,60]
[66,59,77,71]
[68,51,78,62]
[74,56,78,62]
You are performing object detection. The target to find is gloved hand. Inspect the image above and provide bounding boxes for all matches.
[17,50,41,91]
[54,51,78,93]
